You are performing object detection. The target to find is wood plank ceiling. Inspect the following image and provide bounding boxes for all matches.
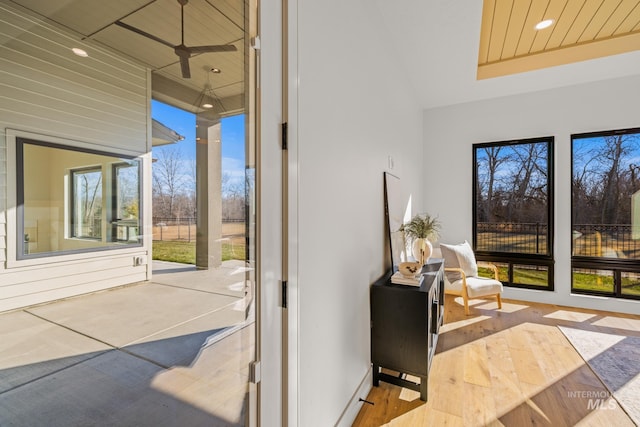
[8,0,246,115]
[478,0,640,79]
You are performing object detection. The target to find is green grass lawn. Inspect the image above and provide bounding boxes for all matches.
[573,271,640,296]
[152,240,245,264]
[478,265,640,296]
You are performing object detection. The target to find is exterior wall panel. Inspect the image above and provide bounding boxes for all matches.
[0,3,151,312]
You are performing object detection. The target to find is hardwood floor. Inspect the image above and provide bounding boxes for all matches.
[353,295,640,426]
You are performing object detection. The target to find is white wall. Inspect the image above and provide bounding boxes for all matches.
[0,3,151,312]
[291,1,425,425]
[424,74,640,315]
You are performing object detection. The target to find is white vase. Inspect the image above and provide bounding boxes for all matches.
[412,238,433,265]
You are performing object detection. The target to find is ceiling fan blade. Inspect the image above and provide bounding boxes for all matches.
[115,21,175,49]
[188,45,238,54]
[179,55,191,78]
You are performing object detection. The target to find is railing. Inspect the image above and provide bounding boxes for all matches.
[572,224,640,259]
[476,222,548,254]
[477,222,640,259]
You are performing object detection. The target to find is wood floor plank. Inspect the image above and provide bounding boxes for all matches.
[352,296,640,426]
[463,340,492,387]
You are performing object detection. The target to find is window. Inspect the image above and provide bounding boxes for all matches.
[71,167,103,239]
[473,137,554,290]
[112,162,140,242]
[16,137,142,259]
[572,127,640,300]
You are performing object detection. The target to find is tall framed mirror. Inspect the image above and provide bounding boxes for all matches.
[384,172,412,272]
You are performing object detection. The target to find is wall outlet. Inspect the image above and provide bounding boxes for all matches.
[133,255,147,266]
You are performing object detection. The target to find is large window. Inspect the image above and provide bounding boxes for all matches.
[572,127,640,299]
[473,137,554,290]
[17,137,142,259]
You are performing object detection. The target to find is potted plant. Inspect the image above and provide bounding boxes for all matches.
[402,213,441,265]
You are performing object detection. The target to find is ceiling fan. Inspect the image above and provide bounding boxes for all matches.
[115,0,237,79]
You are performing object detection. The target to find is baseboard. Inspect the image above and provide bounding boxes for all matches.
[334,366,373,427]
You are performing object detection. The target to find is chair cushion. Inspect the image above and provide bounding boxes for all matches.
[440,241,478,283]
[446,276,503,298]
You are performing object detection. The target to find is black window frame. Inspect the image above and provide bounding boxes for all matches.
[472,136,555,291]
[16,136,143,260]
[571,127,640,301]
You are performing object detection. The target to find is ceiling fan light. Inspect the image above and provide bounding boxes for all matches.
[535,19,554,30]
[202,103,214,109]
[72,47,89,57]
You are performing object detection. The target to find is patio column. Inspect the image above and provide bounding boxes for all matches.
[195,116,222,269]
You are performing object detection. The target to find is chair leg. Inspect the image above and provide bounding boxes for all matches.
[496,294,502,309]
[463,296,470,315]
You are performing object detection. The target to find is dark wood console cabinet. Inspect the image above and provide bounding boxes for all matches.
[370,258,444,401]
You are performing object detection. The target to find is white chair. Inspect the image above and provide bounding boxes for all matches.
[438,241,503,315]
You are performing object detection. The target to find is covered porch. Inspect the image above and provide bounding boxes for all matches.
[0,260,254,426]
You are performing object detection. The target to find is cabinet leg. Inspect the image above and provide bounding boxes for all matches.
[372,364,380,386]
[420,377,427,401]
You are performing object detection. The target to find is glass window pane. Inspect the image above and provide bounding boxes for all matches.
[621,271,640,297]
[72,168,102,239]
[113,162,140,242]
[474,138,552,256]
[572,130,640,260]
[478,262,508,282]
[513,264,548,288]
[572,268,614,294]
[19,138,141,258]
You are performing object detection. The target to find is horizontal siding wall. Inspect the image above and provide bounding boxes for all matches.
[0,3,151,312]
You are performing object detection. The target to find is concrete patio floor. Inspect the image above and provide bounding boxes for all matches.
[0,260,255,426]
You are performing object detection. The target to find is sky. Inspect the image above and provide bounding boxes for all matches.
[151,99,246,189]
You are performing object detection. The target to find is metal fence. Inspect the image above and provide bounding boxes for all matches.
[476,222,548,254]
[477,222,640,259]
[572,224,640,259]
[152,217,245,242]
[153,217,197,242]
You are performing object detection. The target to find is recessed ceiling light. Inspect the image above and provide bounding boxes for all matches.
[202,103,213,109]
[72,47,89,57]
[535,19,554,30]
[210,68,221,73]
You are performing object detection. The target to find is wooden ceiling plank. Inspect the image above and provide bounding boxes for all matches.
[487,0,514,63]
[478,31,640,79]
[593,0,638,36]
[514,0,549,56]
[530,0,568,52]
[502,0,532,58]
[563,0,606,46]
[478,0,497,64]
[614,0,640,33]
[545,0,585,49]
[578,0,622,41]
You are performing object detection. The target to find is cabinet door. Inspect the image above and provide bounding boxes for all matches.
[371,286,429,376]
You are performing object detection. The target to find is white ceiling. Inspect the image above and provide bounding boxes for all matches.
[375,0,640,110]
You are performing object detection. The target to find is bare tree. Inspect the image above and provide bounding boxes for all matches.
[506,143,548,222]
[152,147,188,218]
[599,135,630,224]
[477,146,508,222]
